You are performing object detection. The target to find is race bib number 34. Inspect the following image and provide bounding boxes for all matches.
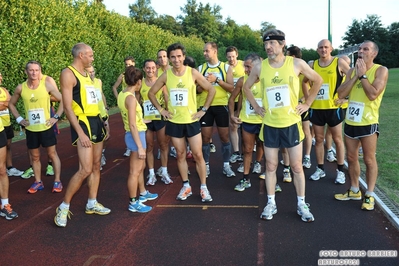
[170,88,188,107]
[28,108,45,125]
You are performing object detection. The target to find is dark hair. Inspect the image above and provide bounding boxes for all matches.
[124,66,143,86]
[157,49,167,56]
[167,43,186,58]
[225,46,238,55]
[244,53,261,63]
[263,29,285,45]
[286,46,302,59]
[183,56,196,68]
[25,60,42,70]
[206,42,218,52]
[124,56,135,63]
[142,59,157,68]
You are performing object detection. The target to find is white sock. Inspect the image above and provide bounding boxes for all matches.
[87,198,97,208]
[149,168,155,175]
[223,162,229,168]
[1,198,9,207]
[200,184,207,189]
[365,191,374,197]
[162,167,167,175]
[297,196,305,206]
[351,186,359,193]
[59,202,70,210]
[304,154,310,159]
[267,195,276,205]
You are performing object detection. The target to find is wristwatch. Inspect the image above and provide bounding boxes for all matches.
[359,74,367,80]
[215,77,220,84]
[201,107,207,112]
[53,114,60,120]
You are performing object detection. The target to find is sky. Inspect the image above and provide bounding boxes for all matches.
[102,0,398,50]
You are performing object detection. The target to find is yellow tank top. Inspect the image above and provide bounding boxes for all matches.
[345,64,385,126]
[166,67,197,124]
[118,91,147,132]
[229,60,245,102]
[198,62,229,106]
[239,75,262,124]
[0,115,4,132]
[259,56,301,128]
[68,66,100,117]
[140,79,163,121]
[0,87,11,127]
[93,78,107,118]
[312,57,344,109]
[21,79,51,132]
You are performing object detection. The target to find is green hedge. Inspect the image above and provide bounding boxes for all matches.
[0,0,205,129]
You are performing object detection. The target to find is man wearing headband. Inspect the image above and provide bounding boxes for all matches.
[243,29,323,222]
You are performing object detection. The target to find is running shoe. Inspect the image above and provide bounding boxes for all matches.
[54,207,72,227]
[334,189,362,201]
[229,153,241,164]
[223,165,236,177]
[27,181,44,194]
[146,173,157,186]
[259,172,265,180]
[237,162,244,173]
[52,181,63,193]
[128,201,152,213]
[252,161,262,174]
[85,202,111,215]
[6,167,23,177]
[101,153,106,167]
[302,157,311,169]
[176,186,192,200]
[326,150,337,162]
[156,167,162,177]
[123,148,131,157]
[335,170,346,184]
[186,150,193,159]
[157,149,161,160]
[234,179,251,192]
[169,147,177,158]
[297,203,315,222]
[358,147,364,158]
[161,172,173,184]
[200,187,213,202]
[46,164,54,176]
[21,167,34,179]
[260,203,277,220]
[283,168,292,183]
[139,190,158,202]
[309,167,326,181]
[206,164,210,177]
[361,196,375,211]
[209,143,216,153]
[275,184,282,192]
[0,204,18,220]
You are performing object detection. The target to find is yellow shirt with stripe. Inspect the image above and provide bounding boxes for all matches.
[68,66,100,118]
[259,56,301,128]
[312,57,344,109]
[345,64,385,126]
[165,66,197,124]
[21,78,51,132]
[0,87,11,127]
[140,79,164,121]
[198,62,229,106]
[93,78,107,119]
[118,90,147,132]
[239,75,262,124]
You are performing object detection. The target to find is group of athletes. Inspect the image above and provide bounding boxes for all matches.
[0,28,387,227]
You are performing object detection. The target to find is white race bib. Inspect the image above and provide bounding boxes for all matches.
[170,88,188,107]
[346,101,365,123]
[28,108,45,125]
[266,85,290,108]
[316,84,330,101]
[0,109,9,116]
[85,85,98,105]
[245,98,263,115]
[143,100,160,117]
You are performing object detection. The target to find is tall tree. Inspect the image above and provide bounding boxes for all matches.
[152,15,184,36]
[260,21,275,35]
[129,0,157,24]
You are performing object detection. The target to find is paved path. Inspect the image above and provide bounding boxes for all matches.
[1,114,398,266]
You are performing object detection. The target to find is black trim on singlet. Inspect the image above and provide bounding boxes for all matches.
[200,62,226,82]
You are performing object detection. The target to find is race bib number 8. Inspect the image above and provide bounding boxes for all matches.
[85,85,98,105]
[346,101,365,123]
[245,98,263,115]
[28,108,45,125]
[170,88,188,107]
[266,85,290,108]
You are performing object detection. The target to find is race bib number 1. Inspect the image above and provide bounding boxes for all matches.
[28,108,45,125]
[170,88,188,107]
